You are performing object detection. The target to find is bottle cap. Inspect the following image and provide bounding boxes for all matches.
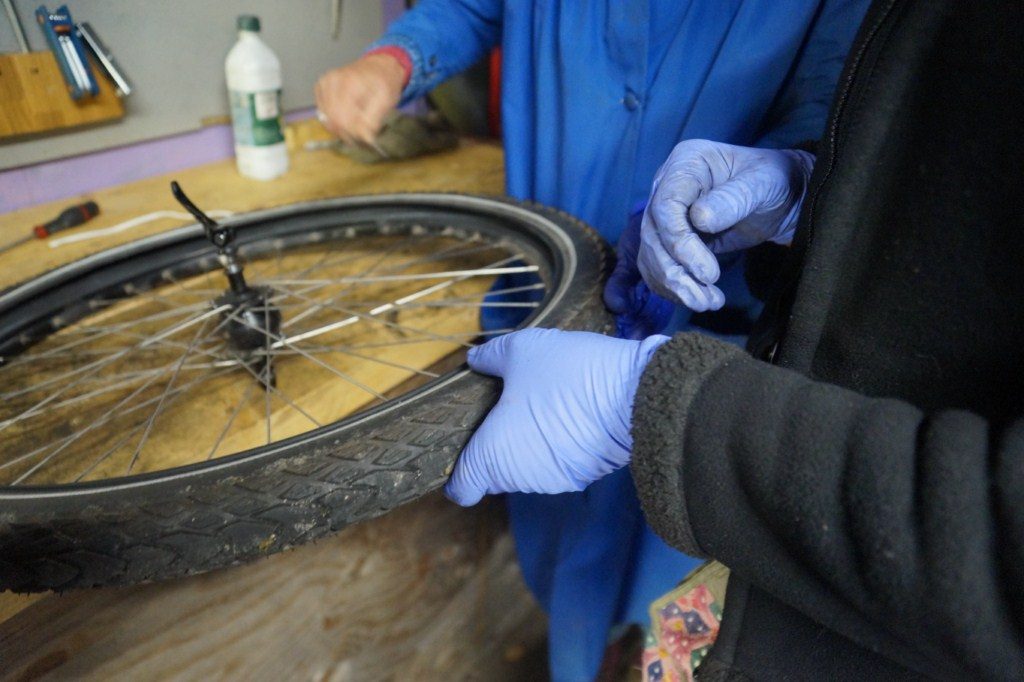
[237,15,261,32]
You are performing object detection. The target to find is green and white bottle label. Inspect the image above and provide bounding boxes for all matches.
[230,89,284,146]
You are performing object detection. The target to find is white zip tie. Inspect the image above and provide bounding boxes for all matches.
[48,209,235,248]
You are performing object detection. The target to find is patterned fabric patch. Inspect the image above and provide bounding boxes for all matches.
[641,562,729,682]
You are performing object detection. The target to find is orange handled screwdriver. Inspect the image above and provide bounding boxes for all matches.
[0,201,100,255]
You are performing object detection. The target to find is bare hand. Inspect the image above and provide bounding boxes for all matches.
[314,53,407,146]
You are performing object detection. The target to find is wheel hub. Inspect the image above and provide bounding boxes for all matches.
[172,181,282,386]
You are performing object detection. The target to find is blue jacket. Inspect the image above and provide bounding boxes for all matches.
[373,2,868,679]
[373,0,868,242]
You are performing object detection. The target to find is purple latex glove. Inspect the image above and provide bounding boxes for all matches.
[444,328,669,506]
[639,140,815,312]
[604,205,676,339]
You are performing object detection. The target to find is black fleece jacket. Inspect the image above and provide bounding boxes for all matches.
[630,1,1023,680]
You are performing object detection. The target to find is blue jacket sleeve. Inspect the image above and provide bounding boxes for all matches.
[756,0,871,148]
[367,0,503,105]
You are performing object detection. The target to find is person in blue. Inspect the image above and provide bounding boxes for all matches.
[315,2,868,679]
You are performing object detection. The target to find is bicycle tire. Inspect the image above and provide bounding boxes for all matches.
[0,193,612,592]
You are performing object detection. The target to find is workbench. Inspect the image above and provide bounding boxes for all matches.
[0,122,547,679]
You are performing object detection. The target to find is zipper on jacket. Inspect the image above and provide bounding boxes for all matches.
[761,0,902,365]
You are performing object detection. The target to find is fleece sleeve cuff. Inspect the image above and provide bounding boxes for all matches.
[629,332,744,557]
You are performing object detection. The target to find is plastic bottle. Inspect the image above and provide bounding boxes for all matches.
[225,15,289,180]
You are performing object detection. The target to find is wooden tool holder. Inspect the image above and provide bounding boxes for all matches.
[0,49,124,140]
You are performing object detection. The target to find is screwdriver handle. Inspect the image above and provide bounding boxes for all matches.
[33,201,99,238]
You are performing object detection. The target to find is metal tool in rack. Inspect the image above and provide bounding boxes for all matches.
[331,0,342,39]
[77,21,131,96]
[2,0,29,52]
[34,4,98,100]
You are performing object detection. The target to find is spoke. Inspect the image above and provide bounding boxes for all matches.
[333,236,504,281]
[125,315,221,475]
[0,301,222,393]
[224,309,387,401]
[295,235,500,283]
[263,302,273,445]
[265,264,538,287]
[7,333,205,369]
[273,286,477,350]
[1,360,229,425]
[263,227,423,282]
[0,306,229,431]
[278,252,525,314]
[206,380,257,460]
[274,253,525,347]
[275,235,433,331]
[6,363,235,483]
[72,366,227,483]
[285,339,440,378]
[40,300,210,338]
[73,423,148,483]
[330,327,514,349]
[3,374,166,475]
[225,351,322,431]
[273,237,506,300]
[85,284,211,315]
[148,272,224,296]
[129,286,213,309]
[249,329,512,357]
[480,282,547,297]
[398,239,510,267]
[391,300,540,310]
[1,301,210,368]
[341,282,546,309]
[2,327,230,393]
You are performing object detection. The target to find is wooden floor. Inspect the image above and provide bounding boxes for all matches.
[0,123,549,679]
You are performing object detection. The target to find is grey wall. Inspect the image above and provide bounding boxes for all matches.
[0,0,382,170]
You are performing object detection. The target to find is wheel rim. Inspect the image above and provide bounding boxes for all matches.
[0,195,574,488]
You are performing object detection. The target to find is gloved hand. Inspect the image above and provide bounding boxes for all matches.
[604,206,676,339]
[639,139,815,312]
[444,328,669,506]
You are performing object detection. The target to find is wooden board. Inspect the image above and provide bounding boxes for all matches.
[0,51,124,140]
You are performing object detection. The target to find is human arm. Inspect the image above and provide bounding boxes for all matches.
[367,0,502,104]
[315,0,501,144]
[630,333,1024,680]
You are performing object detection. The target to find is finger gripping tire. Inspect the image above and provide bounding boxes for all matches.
[0,194,612,591]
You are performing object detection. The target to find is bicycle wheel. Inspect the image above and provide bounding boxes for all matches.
[0,192,611,591]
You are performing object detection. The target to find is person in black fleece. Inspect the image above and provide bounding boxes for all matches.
[445,0,1023,679]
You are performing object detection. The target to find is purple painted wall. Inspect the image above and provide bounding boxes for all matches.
[0,109,316,213]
